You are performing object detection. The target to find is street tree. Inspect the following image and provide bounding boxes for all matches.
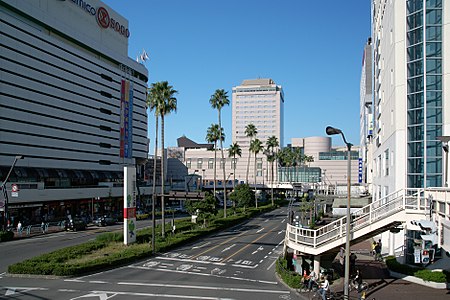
[147,81,178,245]
[229,184,254,211]
[206,124,224,204]
[250,138,263,208]
[210,89,230,218]
[266,135,279,206]
[244,123,257,183]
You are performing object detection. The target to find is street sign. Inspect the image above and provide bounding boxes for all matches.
[11,184,19,197]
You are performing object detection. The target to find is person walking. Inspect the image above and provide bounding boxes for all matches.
[350,252,357,275]
[17,221,22,236]
[374,241,382,261]
[318,275,330,300]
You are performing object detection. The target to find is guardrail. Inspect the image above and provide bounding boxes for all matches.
[15,221,66,237]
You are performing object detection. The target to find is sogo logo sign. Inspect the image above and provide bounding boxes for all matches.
[70,0,130,38]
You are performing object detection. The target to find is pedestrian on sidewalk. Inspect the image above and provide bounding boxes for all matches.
[374,241,382,261]
[17,221,22,236]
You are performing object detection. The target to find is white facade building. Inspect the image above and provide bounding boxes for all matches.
[0,0,149,224]
[369,0,449,260]
[231,79,284,184]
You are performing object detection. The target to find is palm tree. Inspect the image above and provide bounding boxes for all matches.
[244,123,257,183]
[210,89,230,217]
[206,124,224,203]
[293,147,303,183]
[148,81,177,239]
[266,136,279,206]
[250,138,263,208]
[228,142,242,206]
[147,82,162,253]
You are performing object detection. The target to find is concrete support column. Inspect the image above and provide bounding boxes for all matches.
[389,232,395,256]
[313,255,321,275]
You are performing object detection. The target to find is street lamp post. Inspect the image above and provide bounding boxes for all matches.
[326,126,352,299]
[437,136,450,187]
[1,155,24,231]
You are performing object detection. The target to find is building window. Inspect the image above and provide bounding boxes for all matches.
[231,158,237,169]
[186,159,191,169]
[197,158,203,169]
[208,158,213,169]
[385,149,389,176]
[257,158,263,170]
[220,158,226,169]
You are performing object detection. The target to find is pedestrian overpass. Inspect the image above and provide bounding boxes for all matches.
[284,188,449,257]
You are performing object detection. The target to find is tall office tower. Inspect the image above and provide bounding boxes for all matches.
[232,79,284,184]
[371,0,448,198]
[0,0,149,224]
[359,38,374,194]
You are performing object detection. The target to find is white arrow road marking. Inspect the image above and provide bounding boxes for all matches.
[5,287,48,296]
[252,246,264,255]
[278,230,285,234]
[192,242,211,249]
[221,243,236,252]
[69,292,116,300]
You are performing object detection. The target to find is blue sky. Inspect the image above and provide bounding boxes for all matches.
[103,0,371,149]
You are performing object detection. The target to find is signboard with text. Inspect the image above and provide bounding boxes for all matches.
[123,166,136,245]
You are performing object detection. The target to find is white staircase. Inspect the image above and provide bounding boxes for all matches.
[285,188,431,256]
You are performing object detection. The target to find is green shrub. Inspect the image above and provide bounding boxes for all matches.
[414,269,447,283]
[0,230,14,242]
[385,256,448,283]
[275,256,302,289]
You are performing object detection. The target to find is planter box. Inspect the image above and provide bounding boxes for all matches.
[389,270,448,289]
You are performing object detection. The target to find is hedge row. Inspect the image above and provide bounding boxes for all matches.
[0,231,14,242]
[275,256,302,289]
[8,201,283,276]
[385,256,448,283]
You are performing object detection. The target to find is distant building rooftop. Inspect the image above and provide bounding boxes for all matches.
[241,78,275,86]
[177,136,213,150]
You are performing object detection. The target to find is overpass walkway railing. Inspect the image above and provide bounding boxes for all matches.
[285,188,431,256]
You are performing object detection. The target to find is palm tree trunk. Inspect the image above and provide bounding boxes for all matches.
[213,141,217,201]
[151,116,159,253]
[219,112,227,218]
[271,158,274,206]
[254,153,258,209]
[233,154,236,208]
[161,115,165,238]
[246,148,251,184]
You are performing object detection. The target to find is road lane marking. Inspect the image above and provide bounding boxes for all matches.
[128,265,277,285]
[256,228,264,233]
[224,229,273,262]
[117,282,289,294]
[192,242,211,249]
[191,230,248,259]
[155,256,226,266]
[221,244,236,252]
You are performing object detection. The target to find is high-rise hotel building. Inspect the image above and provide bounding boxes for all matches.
[371,0,448,197]
[0,0,149,224]
[232,79,284,184]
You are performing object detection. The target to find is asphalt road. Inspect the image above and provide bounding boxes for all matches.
[0,207,295,300]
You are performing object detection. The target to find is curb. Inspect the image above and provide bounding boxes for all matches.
[389,270,449,289]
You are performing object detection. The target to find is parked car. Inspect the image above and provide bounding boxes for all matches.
[93,215,117,226]
[65,217,87,231]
